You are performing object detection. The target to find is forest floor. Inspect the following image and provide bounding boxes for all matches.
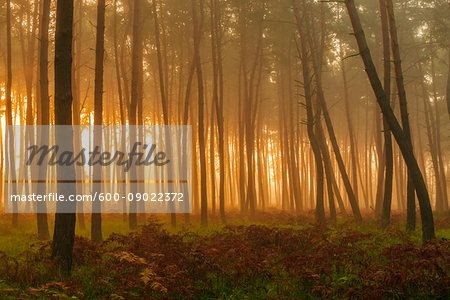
[0,210,449,299]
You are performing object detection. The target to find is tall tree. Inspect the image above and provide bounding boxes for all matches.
[19,2,39,218]
[430,56,448,212]
[192,0,208,226]
[379,0,394,229]
[340,43,359,207]
[113,0,128,221]
[152,0,177,227]
[447,49,450,118]
[73,0,86,230]
[128,0,143,229]
[52,0,77,274]
[92,0,106,242]
[36,0,51,239]
[6,0,18,227]
[210,0,226,223]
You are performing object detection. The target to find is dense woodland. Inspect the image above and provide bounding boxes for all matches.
[0,0,449,297]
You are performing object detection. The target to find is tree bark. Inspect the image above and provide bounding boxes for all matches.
[18,2,39,219]
[340,45,359,206]
[192,0,208,226]
[447,49,450,118]
[6,0,18,227]
[128,0,143,229]
[52,0,76,274]
[430,56,448,212]
[92,0,106,243]
[113,0,128,222]
[36,0,51,239]
[211,0,226,222]
[73,0,86,231]
[379,0,394,229]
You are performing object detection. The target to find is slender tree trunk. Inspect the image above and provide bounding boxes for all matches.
[211,0,226,222]
[409,35,437,229]
[91,0,105,243]
[315,53,362,222]
[316,120,337,221]
[153,0,176,227]
[239,5,262,215]
[210,0,218,214]
[113,0,128,222]
[431,56,448,212]
[36,0,50,239]
[209,99,216,214]
[35,0,51,239]
[278,66,290,211]
[379,0,394,228]
[287,46,302,213]
[181,53,195,223]
[374,96,385,215]
[192,0,208,226]
[6,0,18,227]
[340,45,359,206]
[373,26,385,217]
[120,18,131,115]
[136,8,145,223]
[19,2,38,218]
[128,0,143,229]
[73,0,86,230]
[446,49,450,118]
[237,62,247,213]
[364,101,370,209]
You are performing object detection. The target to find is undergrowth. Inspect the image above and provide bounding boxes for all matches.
[0,213,448,299]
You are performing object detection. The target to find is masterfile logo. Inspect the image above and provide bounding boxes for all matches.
[4,125,192,214]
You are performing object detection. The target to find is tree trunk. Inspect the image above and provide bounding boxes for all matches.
[211,0,226,222]
[192,0,208,226]
[379,0,394,229]
[316,120,337,221]
[36,0,51,239]
[91,0,105,243]
[52,0,76,274]
[113,0,128,222]
[18,2,38,220]
[181,53,195,223]
[73,0,86,230]
[340,45,359,206]
[6,0,18,227]
[128,0,143,229]
[153,0,177,227]
[446,49,450,118]
[430,56,448,212]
